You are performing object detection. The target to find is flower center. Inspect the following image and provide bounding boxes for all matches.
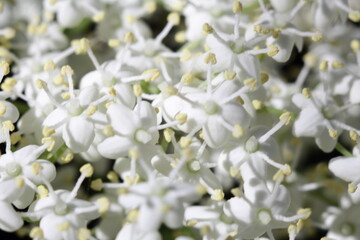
[340,222,355,236]
[203,100,219,115]
[321,105,337,119]
[5,162,22,177]
[257,208,272,225]
[245,136,259,153]
[54,202,70,216]
[66,99,84,116]
[187,159,201,173]
[230,40,244,54]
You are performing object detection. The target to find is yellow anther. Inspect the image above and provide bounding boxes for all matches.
[253,24,263,33]
[86,105,97,116]
[61,92,71,100]
[57,221,70,232]
[15,177,24,188]
[36,23,48,35]
[230,166,240,178]
[27,24,37,35]
[311,32,323,42]
[302,88,311,98]
[93,11,105,22]
[175,31,186,43]
[267,45,279,57]
[126,209,139,222]
[331,61,343,69]
[204,52,217,64]
[211,189,224,201]
[180,49,192,62]
[37,185,49,199]
[244,78,257,90]
[36,79,47,89]
[202,23,214,35]
[43,60,56,71]
[319,60,328,71]
[164,128,174,142]
[186,220,198,227]
[297,208,312,219]
[107,171,119,182]
[71,38,91,55]
[233,1,243,13]
[303,53,317,67]
[161,204,171,213]
[0,102,6,116]
[49,0,57,5]
[78,228,92,240]
[97,197,110,214]
[1,77,17,92]
[348,11,360,22]
[175,113,187,125]
[0,61,10,75]
[328,129,339,139]
[260,73,269,85]
[296,219,304,233]
[60,152,74,164]
[349,130,359,142]
[348,183,358,193]
[124,32,136,44]
[124,174,140,185]
[224,70,236,80]
[61,65,74,76]
[108,39,121,48]
[42,126,55,137]
[350,39,360,52]
[90,178,104,191]
[180,136,192,148]
[144,1,157,14]
[31,162,43,175]
[52,74,64,85]
[30,227,44,239]
[272,28,281,38]
[80,164,94,177]
[281,164,292,175]
[41,137,55,151]
[320,237,329,240]
[133,84,142,97]
[143,68,160,82]
[167,12,180,25]
[181,72,195,84]
[231,187,242,197]
[280,112,293,125]
[129,148,139,159]
[103,125,115,137]
[252,100,264,110]
[2,120,14,131]
[199,130,204,139]
[232,124,244,138]
[10,132,21,144]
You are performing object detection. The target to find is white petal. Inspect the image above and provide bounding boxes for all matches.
[0,201,23,232]
[97,136,132,159]
[293,107,323,137]
[63,117,95,153]
[43,108,68,128]
[329,156,360,182]
[107,103,139,135]
[315,129,337,153]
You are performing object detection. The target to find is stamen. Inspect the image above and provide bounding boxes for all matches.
[258,119,286,143]
[220,85,248,104]
[332,120,360,135]
[288,1,306,20]
[159,59,172,82]
[61,66,75,99]
[87,48,102,72]
[156,12,180,44]
[36,79,63,109]
[66,164,94,202]
[256,151,285,170]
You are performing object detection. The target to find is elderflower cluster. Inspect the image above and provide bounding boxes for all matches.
[0,0,360,239]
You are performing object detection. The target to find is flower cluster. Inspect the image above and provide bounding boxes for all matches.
[0,0,360,239]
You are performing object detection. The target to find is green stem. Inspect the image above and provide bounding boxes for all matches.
[335,143,352,157]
